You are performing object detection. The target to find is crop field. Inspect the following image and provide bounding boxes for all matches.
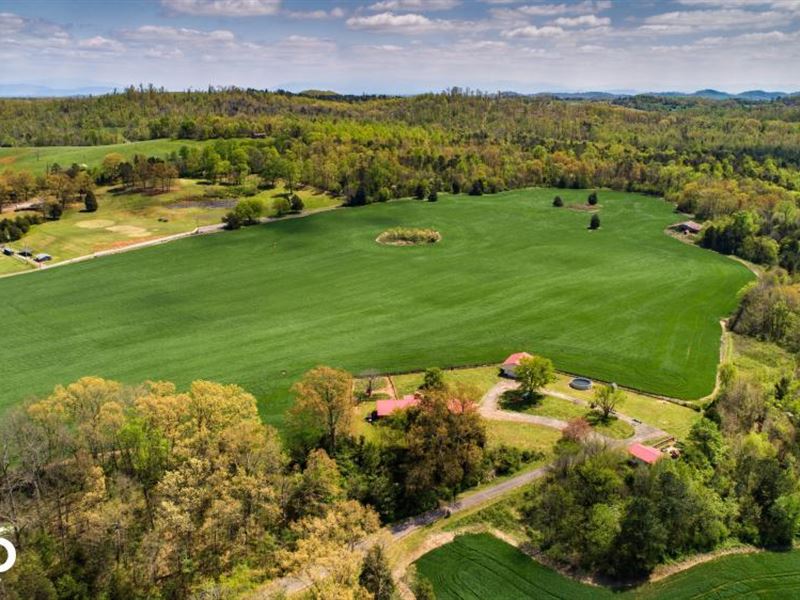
[415,534,800,599]
[0,189,752,425]
[0,139,202,174]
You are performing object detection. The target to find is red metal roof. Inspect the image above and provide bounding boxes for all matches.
[375,395,419,417]
[502,352,533,366]
[628,443,662,464]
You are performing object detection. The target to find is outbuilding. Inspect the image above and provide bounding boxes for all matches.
[374,395,420,419]
[627,442,663,465]
[501,352,533,378]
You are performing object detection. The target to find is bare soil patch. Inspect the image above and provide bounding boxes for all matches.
[107,225,150,237]
[76,219,115,229]
[567,203,601,212]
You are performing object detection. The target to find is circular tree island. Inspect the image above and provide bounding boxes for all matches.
[376,227,442,246]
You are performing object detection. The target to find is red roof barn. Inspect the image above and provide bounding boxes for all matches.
[375,395,420,417]
[501,352,533,378]
[628,443,663,465]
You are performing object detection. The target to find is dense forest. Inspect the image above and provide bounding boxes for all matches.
[2,88,800,270]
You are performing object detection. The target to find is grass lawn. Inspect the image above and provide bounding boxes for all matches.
[501,393,635,440]
[0,140,203,174]
[392,365,501,398]
[548,374,700,440]
[0,189,752,425]
[415,533,800,600]
[484,420,562,452]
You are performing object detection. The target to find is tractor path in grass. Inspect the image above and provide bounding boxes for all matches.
[480,380,669,445]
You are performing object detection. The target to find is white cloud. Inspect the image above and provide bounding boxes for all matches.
[77,36,125,52]
[346,12,460,33]
[0,12,25,34]
[369,0,460,10]
[502,25,565,37]
[285,7,345,19]
[161,0,281,17]
[553,14,610,27]
[642,8,789,32]
[513,1,611,17]
[124,25,236,43]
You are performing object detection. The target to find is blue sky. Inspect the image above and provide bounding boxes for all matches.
[0,0,798,94]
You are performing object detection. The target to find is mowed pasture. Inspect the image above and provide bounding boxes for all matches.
[0,189,752,425]
[415,534,800,599]
[0,139,201,174]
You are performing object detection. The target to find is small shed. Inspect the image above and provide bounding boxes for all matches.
[628,443,663,465]
[501,352,533,378]
[374,395,420,418]
[674,221,702,235]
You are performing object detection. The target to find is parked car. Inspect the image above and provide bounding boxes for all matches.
[18,249,32,257]
[1,247,13,256]
[34,253,52,263]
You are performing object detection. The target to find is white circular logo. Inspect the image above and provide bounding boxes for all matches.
[0,538,16,573]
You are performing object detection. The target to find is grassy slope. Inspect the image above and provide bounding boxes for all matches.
[0,180,338,267]
[0,189,752,426]
[416,534,800,600]
[0,140,201,174]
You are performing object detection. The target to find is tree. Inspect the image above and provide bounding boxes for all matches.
[83,189,98,212]
[359,544,395,600]
[405,389,486,503]
[588,191,598,205]
[589,213,601,229]
[287,366,354,456]
[223,210,242,230]
[232,198,263,225]
[414,182,428,200]
[46,202,63,220]
[515,355,556,398]
[289,193,304,212]
[592,384,624,421]
[420,367,446,392]
[553,195,563,207]
[272,197,291,217]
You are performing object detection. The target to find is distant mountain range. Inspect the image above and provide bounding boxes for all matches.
[0,83,797,101]
[525,89,797,101]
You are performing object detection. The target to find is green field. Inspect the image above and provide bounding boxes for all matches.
[0,140,201,174]
[0,189,752,424]
[415,534,800,599]
[0,179,338,273]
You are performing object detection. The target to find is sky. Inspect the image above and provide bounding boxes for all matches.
[0,0,798,95]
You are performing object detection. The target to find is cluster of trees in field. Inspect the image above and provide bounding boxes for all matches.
[0,213,43,243]
[0,365,532,599]
[0,164,97,229]
[528,353,800,579]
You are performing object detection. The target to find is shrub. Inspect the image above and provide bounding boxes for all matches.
[289,193,304,212]
[589,214,601,229]
[377,227,441,245]
[46,203,63,220]
[588,191,598,205]
[376,187,391,203]
[553,196,563,207]
[272,197,291,217]
[222,211,242,230]
[428,189,438,202]
[469,179,485,196]
[233,198,264,224]
[84,190,98,212]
